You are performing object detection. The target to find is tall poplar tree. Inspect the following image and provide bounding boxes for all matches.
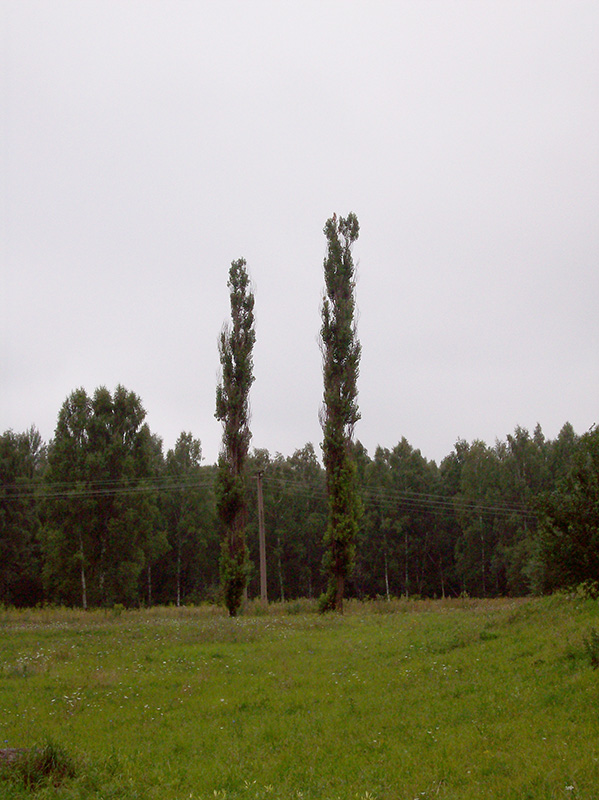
[319,212,361,612]
[215,258,256,616]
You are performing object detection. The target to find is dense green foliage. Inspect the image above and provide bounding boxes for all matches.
[40,386,163,609]
[153,432,218,606]
[1,397,597,607]
[1,597,598,799]
[0,427,45,606]
[215,258,256,616]
[320,212,362,612]
[534,424,599,594]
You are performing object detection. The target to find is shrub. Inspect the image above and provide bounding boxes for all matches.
[571,580,599,601]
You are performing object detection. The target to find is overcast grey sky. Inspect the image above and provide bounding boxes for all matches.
[2,1,598,465]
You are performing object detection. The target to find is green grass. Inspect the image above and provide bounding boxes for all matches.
[0,595,598,799]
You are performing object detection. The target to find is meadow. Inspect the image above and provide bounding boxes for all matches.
[0,594,598,800]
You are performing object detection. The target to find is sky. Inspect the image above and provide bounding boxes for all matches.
[2,1,598,466]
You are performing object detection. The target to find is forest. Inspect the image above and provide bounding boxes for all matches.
[1,384,598,609]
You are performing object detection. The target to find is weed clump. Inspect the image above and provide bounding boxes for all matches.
[0,740,76,789]
[568,580,599,601]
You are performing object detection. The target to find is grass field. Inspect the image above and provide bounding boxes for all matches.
[0,595,598,799]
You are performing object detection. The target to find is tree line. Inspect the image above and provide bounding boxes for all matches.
[2,211,596,609]
[1,413,597,608]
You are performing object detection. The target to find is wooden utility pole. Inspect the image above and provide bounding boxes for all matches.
[256,471,267,604]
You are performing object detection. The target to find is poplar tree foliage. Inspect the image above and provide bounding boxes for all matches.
[215,258,256,616]
[319,212,361,613]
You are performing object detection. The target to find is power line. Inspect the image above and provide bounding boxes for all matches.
[1,477,214,501]
[252,474,536,521]
[1,468,536,520]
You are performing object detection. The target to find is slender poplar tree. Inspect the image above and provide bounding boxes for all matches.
[215,258,256,616]
[319,212,361,613]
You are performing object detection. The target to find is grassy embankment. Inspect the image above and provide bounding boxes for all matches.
[0,595,598,799]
